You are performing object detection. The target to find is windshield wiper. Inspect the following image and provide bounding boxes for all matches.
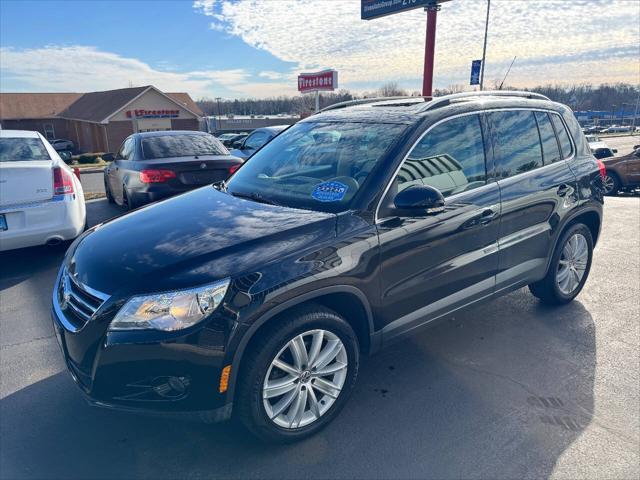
[230,191,281,206]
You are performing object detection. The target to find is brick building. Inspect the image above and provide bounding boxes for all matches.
[0,85,203,153]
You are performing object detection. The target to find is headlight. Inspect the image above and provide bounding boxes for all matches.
[109,279,230,332]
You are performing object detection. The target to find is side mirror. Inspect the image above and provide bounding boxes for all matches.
[612,149,618,154]
[232,141,243,149]
[393,185,445,216]
[101,153,115,162]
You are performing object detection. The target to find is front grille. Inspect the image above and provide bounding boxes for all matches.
[59,268,108,329]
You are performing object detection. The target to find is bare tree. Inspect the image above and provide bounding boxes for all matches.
[196,83,639,117]
[377,82,407,97]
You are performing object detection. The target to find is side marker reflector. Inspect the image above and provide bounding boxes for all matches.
[219,365,231,393]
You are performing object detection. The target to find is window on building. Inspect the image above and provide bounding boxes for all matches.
[488,110,543,178]
[43,123,55,140]
[396,114,487,197]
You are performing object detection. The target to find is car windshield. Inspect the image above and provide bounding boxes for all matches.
[0,137,51,162]
[226,121,407,213]
[142,134,229,159]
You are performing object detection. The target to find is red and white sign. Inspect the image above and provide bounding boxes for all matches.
[297,70,338,93]
[126,109,180,119]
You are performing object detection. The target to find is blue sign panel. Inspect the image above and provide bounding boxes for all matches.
[470,59,482,85]
[361,0,447,20]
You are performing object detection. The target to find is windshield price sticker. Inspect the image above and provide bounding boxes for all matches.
[312,181,348,202]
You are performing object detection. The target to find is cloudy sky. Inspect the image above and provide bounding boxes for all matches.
[1,0,638,99]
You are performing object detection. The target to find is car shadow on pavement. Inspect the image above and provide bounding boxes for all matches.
[0,289,596,479]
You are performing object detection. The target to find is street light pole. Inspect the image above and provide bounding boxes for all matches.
[611,105,616,127]
[215,97,222,133]
[479,0,490,90]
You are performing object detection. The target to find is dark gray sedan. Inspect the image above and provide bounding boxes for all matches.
[104,131,243,209]
[228,125,288,160]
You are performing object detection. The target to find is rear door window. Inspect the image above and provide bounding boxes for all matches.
[396,114,487,197]
[0,137,52,162]
[488,110,543,178]
[534,112,561,164]
[550,114,573,159]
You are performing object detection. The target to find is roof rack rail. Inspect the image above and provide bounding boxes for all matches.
[317,96,430,114]
[419,90,550,112]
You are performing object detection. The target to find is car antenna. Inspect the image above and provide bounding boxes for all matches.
[498,56,516,90]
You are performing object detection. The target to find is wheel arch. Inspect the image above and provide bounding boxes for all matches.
[225,285,376,402]
[544,206,601,277]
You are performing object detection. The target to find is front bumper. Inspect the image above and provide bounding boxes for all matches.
[51,269,236,421]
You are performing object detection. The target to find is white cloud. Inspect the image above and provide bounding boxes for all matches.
[194,0,640,89]
[0,45,298,98]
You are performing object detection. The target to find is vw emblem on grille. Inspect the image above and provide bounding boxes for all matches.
[200,163,207,169]
[60,273,72,309]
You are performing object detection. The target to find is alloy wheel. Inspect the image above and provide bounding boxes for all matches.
[556,233,589,295]
[602,175,615,194]
[262,329,348,429]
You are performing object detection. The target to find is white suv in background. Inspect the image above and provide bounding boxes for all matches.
[0,130,86,251]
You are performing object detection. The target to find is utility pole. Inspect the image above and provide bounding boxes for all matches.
[631,95,640,133]
[215,97,222,133]
[611,105,616,126]
[480,0,490,90]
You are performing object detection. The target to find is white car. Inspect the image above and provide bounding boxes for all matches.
[0,130,86,251]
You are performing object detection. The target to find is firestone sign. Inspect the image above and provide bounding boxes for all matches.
[297,70,338,93]
[126,109,180,119]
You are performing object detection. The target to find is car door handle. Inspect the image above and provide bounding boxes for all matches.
[479,208,499,225]
[461,208,498,230]
[556,184,573,197]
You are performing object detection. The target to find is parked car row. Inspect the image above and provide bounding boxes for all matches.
[215,132,249,148]
[582,125,639,134]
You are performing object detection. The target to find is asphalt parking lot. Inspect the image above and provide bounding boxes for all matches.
[1,195,639,479]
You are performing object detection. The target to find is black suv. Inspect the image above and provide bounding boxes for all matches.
[52,91,604,442]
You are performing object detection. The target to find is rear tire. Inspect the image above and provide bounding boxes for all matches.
[235,305,359,443]
[104,178,115,203]
[122,188,135,211]
[529,223,593,305]
[602,172,620,196]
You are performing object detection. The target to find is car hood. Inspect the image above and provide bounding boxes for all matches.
[67,187,336,296]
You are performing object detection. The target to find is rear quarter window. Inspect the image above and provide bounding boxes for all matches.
[550,113,574,159]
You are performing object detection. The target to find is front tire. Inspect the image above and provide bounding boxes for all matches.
[236,305,359,443]
[529,223,593,305]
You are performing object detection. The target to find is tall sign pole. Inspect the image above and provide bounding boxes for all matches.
[422,5,439,97]
[361,0,451,97]
[479,0,490,90]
